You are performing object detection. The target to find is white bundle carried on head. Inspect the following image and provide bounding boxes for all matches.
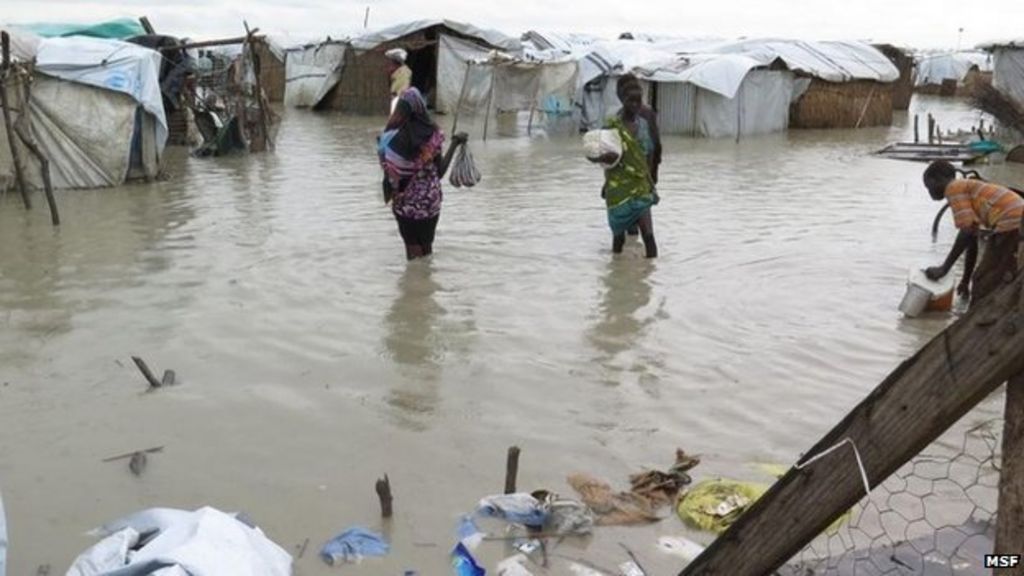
[449,143,482,188]
[582,129,622,168]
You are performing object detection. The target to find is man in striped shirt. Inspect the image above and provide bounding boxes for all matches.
[923,160,1024,304]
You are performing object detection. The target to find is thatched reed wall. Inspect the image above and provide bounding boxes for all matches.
[789,78,894,129]
[875,44,913,110]
[254,41,285,102]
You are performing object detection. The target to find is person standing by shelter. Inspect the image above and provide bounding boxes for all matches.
[923,160,1024,304]
[590,80,659,258]
[379,88,467,260]
[385,48,412,114]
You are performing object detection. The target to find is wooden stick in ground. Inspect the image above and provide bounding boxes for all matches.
[161,369,176,387]
[504,445,520,494]
[995,372,1024,575]
[139,17,156,35]
[1,33,31,210]
[131,356,163,388]
[680,277,1024,576]
[914,114,919,143]
[375,474,393,518]
[14,122,59,225]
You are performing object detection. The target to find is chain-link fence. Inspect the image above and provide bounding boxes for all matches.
[781,418,1002,576]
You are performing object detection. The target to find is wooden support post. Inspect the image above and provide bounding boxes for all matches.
[504,445,520,494]
[1,32,30,210]
[451,62,472,136]
[995,373,1024,574]
[680,277,1024,576]
[14,123,59,226]
[928,113,935,143]
[139,17,156,35]
[913,114,919,143]
[131,356,163,389]
[482,69,496,142]
[375,474,393,518]
[527,74,542,137]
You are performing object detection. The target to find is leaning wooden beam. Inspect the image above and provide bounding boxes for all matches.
[1,32,30,210]
[681,276,1024,576]
[14,123,59,225]
[995,373,1024,574]
[159,35,263,52]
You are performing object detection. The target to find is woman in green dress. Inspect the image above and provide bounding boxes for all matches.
[592,79,658,258]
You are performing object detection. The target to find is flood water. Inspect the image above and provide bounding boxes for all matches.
[0,95,1019,574]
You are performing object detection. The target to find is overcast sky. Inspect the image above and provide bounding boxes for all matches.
[5,0,1022,49]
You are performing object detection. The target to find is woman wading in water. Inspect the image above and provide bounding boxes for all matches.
[379,88,467,260]
[592,77,659,258]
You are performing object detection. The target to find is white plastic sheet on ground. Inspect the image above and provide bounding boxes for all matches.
[34,36,167,153]
[914,51,992,86]
[66,507,291,576]
[284,42,347,108]
[991,48,1024,107]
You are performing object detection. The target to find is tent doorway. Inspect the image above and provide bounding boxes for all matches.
[405,44,438,108]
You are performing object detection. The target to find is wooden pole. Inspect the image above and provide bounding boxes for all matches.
[131,356,163,389]
[914,114,919,143]
[139,17,156,35]
[13,66,58,225]
[504,445,520,494]
[1,32,30,210]
[451,62,472,136]
[995,373,1024,574]
[527,73,542,137]
[375,474,393,518]
[854,84,876,129]
[928,113,935,143]
[680,277,1024,576]
[482,68,496,142]
[160,36,260,52]
[14,124,59,226]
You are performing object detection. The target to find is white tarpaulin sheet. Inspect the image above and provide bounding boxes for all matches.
[992,48,1024,107]
[437,34,495,114]
[710,39,899,83]
[0,27,40,61]
[284,42,347,108]
[350,19,520,52]
[655,70,792,138]
[0,76,139,190]
[66,507,291,576]
[34,36,167,153]
[915,51,992,86]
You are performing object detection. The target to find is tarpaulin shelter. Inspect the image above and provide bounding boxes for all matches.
[977,40,1024,107]
[914,51,992,96]
[283,40,348,108]
[10,18,146,40]
[0,29,167,191]
[575,37,899,136]
[299,19,521,114]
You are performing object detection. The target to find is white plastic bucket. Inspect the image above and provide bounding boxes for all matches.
[899,283,933,317]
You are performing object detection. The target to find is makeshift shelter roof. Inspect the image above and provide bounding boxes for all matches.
[709,39,900,83]
[0,27,41,61]
[522,31,604,56]
[10,18,146,40]
[977,39,1024,50]
[349,19,521,52]
[33,36,168,152]
[914,51,991,86]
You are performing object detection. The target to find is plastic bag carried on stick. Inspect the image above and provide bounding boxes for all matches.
[449,144,482,188]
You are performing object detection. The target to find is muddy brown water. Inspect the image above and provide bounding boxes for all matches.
[0,95,1018,574]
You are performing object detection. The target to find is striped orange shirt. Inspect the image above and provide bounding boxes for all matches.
[945,179,1024,233]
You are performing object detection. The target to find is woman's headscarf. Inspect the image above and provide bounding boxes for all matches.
[379,88,445,190]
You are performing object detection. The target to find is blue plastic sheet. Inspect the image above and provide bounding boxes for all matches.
[321,527,390,565]
[476,493,548,526]
[451,542,485,576]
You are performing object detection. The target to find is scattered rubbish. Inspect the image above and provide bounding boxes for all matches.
[628,449,700,507]
[530,490,594,535]
[619,543,648,576]
[497,554,534,576]
[567,474,658,526]
[131,356,177,389]
[568,564,609,576]
[657,535,706,563]
[477,493,548,527]
[296,537,309,559]
[457,515,484,550]
[0,488,6,576]
[67,506,291,576]
[452,542,485,576]
[102,446,164,463]
[320,526,389,565]
[569,449,697,526]
[676,479,766,534]
[514,539,541,555]
[128,451,147,476]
